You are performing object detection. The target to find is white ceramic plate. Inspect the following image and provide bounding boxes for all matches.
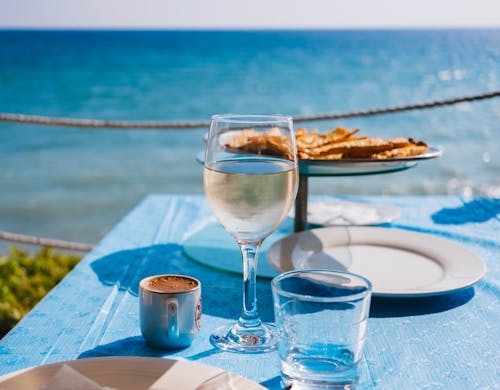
[289,200,400,226]
[267,226,486,297]
[301,146,443,164]
[202,132,443,177]
[197,150,418,176]
[208,131,443,163]
[0,356,265,390]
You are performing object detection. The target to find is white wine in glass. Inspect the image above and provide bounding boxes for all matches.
[204,114,298,353]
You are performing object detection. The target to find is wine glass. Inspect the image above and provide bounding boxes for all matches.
[204,114,298,353]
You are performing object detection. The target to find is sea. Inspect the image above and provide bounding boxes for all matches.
[0,29,499,247]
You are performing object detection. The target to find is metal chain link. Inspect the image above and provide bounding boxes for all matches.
[1,90,499,130]
[0,230,93,252]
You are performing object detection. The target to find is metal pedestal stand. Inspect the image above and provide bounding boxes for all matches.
[292,160,419,232]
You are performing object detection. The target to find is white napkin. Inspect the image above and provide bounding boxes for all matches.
[37,361,262,390]
[149,360,263,390]
[292,200,396,226]
[196,371,263,390]
[39,365,115,390]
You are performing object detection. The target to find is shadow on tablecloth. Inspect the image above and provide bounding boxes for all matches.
[369,287,474,318]
[88,244,274,321]
[78,336,167,359]
[432,198,500,225]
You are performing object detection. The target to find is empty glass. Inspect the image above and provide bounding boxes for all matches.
[271,269,372,389]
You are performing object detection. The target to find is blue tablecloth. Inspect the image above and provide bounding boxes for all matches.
[0,195,498,389]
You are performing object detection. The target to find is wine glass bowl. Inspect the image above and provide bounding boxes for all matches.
[204,114,298,353]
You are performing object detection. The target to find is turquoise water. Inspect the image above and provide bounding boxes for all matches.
[0,29,499,245]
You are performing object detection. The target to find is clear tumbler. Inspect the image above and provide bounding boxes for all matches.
[271,269,372,389]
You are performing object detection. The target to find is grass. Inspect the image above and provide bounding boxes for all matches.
[0,246,81,338]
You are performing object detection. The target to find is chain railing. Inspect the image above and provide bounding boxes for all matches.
[1,90,499,130]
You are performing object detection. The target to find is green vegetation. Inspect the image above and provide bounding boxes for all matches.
[0,246,81,338]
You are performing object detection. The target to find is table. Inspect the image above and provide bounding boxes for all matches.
[0,195,499,389]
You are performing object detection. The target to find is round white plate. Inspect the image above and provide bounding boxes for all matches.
[197,146,442,177]
[301,146,443,164]
[289,200,400,226]
[206,131,443,163]
[267,226,486,297]
[0,356,265,390]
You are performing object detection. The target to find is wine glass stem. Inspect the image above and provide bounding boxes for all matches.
[238,243,262,329]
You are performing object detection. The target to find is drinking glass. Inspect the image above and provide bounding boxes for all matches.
[204,114,298,353]
[272,270,372,389]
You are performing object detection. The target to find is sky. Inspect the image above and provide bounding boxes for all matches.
[1,0,500,29]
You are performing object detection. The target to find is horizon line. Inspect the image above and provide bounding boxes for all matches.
[1,25,499,31]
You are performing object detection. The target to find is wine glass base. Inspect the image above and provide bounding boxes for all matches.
[210,323,278,353]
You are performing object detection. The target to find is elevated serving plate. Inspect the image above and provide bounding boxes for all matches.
[197,146,442,176]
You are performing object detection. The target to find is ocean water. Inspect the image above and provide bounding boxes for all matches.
[0,29,499,246]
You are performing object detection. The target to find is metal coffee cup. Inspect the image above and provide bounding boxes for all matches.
[139,274,202,349]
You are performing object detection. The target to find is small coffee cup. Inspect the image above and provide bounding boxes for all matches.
[139,274,201,349]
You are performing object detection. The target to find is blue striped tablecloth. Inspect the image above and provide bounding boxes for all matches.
[0,195,498,389]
